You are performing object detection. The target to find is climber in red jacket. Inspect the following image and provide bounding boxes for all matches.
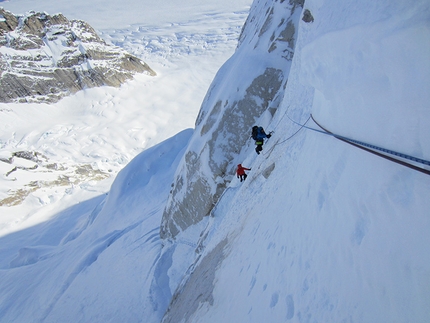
[236,164,251,182]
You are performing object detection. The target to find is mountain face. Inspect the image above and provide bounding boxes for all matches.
[0,8,156,103]
[159,0,430,321]
[160,0,304,239]
[0,0,429,321]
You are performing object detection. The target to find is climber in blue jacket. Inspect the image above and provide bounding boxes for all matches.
[251,126,271,154]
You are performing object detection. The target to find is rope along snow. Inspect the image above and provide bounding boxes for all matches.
[287,114,430,176]
[263,115,311,156]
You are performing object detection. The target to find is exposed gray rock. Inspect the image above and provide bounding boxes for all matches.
[302,9,314,23]
[0,8,156,103]
[0,8,18,35]
[12,151,46,163]
[162,238,229,322]
[160,67,284,239]
[262,162,276,179]
[160,0,304,239]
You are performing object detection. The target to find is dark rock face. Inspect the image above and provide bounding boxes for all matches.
[0,9,156,103]
[302,9,314,23]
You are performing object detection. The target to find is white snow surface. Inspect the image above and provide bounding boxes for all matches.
[1,0,430,322]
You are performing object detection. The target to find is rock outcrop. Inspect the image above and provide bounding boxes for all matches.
[0,8,156,103]
[160,0,305,239]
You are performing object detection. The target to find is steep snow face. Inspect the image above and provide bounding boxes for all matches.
[160,0,304,239]
[0,129,193,323]
[302,1,430,158]
[161,0,430,322]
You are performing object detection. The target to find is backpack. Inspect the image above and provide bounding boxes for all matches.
[251,126,259,140]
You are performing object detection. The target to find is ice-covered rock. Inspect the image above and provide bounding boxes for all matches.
[0,8,156,103]
[160,0,304,239]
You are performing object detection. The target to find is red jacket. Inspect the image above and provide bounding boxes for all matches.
[236,164,250,176]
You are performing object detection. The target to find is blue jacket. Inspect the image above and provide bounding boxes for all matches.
[256,127,268,140]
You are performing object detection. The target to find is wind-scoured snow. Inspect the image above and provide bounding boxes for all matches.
[0,0,429,322]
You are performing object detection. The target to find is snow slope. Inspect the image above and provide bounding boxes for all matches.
[0,129,193,322]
